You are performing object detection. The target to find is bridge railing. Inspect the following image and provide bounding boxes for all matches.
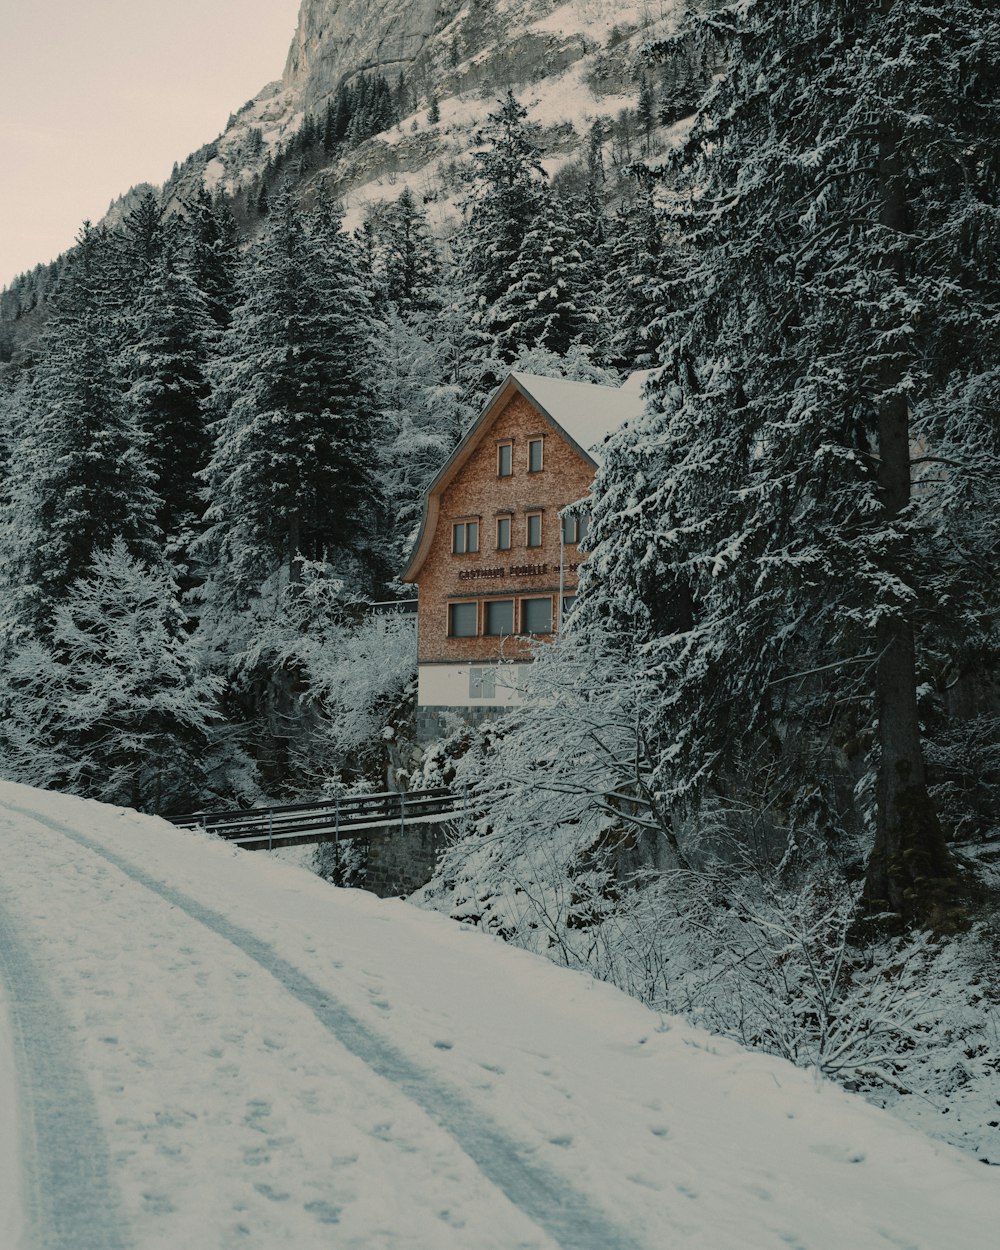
[166,787,474,850]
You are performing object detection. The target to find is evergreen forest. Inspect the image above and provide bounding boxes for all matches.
[1,0,999,1163]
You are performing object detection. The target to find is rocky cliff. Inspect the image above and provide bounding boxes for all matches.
[283,0,447,114]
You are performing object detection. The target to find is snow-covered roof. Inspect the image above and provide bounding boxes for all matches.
[401,370,648,581]
[510,372,646,463]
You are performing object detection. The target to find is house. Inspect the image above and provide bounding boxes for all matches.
[401,371,647,743]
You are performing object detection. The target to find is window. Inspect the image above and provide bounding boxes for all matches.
[496,516,511,550]
[562,511,589,544]
[528,437,544,473]
[485,599,514,636]
[452,520,479,554]
[469,667,497,699]
[561,595,577,621]
[521,597,552,635]
[526,512,542,548]
[497,442,513,477]
[448,602,477,637]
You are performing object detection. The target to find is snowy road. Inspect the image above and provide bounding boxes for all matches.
[0,782,998,1250]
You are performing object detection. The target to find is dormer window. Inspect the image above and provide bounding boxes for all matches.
[497,442,513,477]
[452,519,479,554]
[528,437,544,473]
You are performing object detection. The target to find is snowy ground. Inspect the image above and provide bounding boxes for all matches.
[0,781,998,1250]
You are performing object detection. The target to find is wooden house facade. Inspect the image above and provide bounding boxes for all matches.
[401,372,645,743]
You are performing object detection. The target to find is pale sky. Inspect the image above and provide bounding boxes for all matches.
[0,0,304,288]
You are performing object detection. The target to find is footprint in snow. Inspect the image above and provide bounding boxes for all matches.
[141,1191,176,1215]
[254,1182,291,1202]
[305,1200,342,1225]
[628,1173,663,1192]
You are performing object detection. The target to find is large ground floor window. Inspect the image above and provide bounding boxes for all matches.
[446,595,558,639]
[485,599,514,636]
[521,596,552,635]
[448,601,478,636]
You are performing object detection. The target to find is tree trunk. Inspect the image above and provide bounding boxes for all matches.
[860,116,960,929]
[288,510,301,585]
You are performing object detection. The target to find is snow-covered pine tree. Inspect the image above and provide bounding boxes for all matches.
[459,90,549,380]
[202,189,385,608]
[378,187,441,315]
[602,181,667,371]
[122,246,215,573]
[0,540,220,813]
[182,187,240,328]
[2,225,161,629]
[588,0,1000,928]
[373,302,477,564]
[120,189,166,287]
[491,193,597,361]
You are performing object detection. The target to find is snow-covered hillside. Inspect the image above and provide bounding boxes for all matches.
[168,0,687,235]
[0,781,998,1250]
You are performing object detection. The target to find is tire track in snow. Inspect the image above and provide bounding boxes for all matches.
[2,796,646,1250]
[0,891,129,1250]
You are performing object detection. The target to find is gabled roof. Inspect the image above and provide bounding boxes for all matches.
[401,371,647,583]
[509,372,646,465]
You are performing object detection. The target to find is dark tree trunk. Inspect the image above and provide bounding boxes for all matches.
[288,510,301,585]
[861,117,961,929]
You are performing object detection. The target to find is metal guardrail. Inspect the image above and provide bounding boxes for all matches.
[167,787,472,851]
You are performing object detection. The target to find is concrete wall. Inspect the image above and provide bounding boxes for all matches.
[417,661,528,707]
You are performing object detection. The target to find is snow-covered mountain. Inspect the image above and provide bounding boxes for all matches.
[169,0,687,232]
[2,0,696,324]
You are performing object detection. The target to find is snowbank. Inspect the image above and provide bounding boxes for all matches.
[0,780,997,1249]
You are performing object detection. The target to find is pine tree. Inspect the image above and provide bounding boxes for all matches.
[637,73,656,155]
[491,194,596,361]
[459,90,550,379]
[602,182,666,370]
[463,90,549,309]
[378,187,440,314]
[588,0,1000,928]
[122,247,215,566]
[374,304,475,560]
[0,540,220,813]
[121,189,165,286]
[203,190,384,605]
[3,226,161,627]
[182,187,240,328]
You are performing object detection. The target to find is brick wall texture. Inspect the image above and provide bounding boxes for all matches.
[414,390,595,665]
